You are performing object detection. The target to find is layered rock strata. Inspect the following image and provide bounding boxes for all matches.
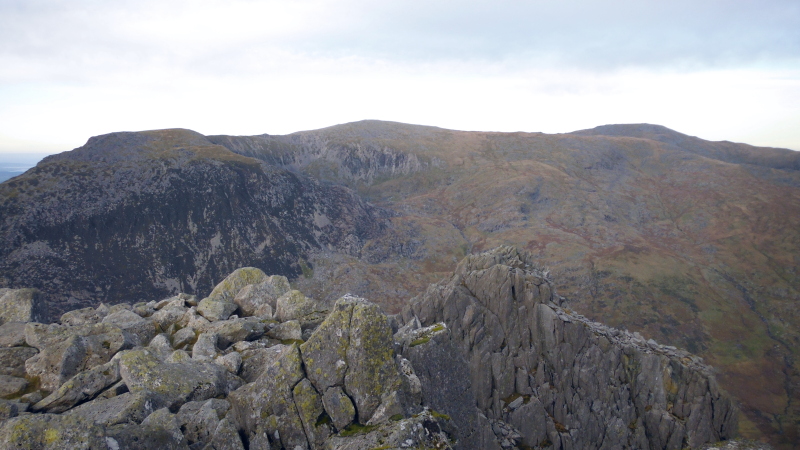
[401,246,738,449]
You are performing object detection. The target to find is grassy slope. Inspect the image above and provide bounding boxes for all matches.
[259,121,800,447]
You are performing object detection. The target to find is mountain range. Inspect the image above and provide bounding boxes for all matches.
[1,120,798,447]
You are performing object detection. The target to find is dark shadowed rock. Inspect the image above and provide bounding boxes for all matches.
[24,322,135,391]
[33,358,121,413]
[396,322,501,450]
[175,399,234,449]
[0,346,37,377]
[228,344,308,449]
[402,246,737,450]
[293,377,332,448]
[0,131,387,321]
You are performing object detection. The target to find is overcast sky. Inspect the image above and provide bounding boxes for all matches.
[1,0,799,154]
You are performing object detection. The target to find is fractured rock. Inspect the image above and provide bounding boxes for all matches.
[402,246,737,450]
[172,326,196,349]
[228,344,308,450]
[0,288,46,324]
[24,322,135,391]
[193,332,219,362]
[214,351,242,374]
[60,307,104,326]
[239,344,288,383]
[119,348,238,410]
[65,390,165,426]
[33,358,121,413]
[0,321,27,348]
[175,399,231,448]
[206,418,245,450]
[233,275,291,317]
[293,378,332,448]
[268,320,302,341]
[324,410,453,450]
[398,323,500,450]
[321,386,356,431]
[204,317,266,348]
[102,309,156,347]
[276,290,328,326]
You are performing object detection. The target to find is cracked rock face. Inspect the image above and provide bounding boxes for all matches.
[402,246,738,450]
[0,250,736,450]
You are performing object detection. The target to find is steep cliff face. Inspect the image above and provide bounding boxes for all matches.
[207,129,442,188]
[0,129,387,320]
[401,246,737,449]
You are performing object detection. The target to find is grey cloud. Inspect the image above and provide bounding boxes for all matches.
[0,0,798,83]
[305,0,800,69]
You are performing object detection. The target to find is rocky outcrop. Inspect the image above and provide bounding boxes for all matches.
[401,246,738,449]
[0,269,457,449]
[0,251,738,449]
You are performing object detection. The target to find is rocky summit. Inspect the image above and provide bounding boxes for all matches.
[0,247,737,449]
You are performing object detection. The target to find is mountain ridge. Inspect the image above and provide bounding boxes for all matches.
[1,120,798,446]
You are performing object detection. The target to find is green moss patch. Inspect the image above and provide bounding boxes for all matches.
[339,423,378,437]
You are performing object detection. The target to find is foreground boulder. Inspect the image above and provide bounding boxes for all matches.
[0,288,46,324]
[0,414,107,449]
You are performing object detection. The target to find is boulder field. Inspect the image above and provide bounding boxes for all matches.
[0,247,736,449]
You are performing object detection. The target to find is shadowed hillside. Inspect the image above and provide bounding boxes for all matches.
[0,129,388,319]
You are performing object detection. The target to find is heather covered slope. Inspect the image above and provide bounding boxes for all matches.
[212,121,800,447]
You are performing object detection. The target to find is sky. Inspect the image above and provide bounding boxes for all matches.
[1,0,799,155]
